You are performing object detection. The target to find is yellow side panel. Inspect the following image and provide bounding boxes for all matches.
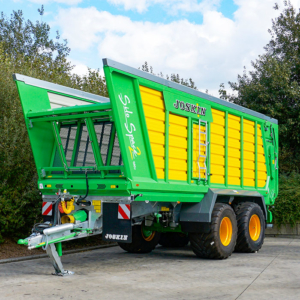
[170,147,187,158]
[140,86,165,179]
[139,86,267,188]
[210,112,266,188]
[243,122,267,187]
[210,109,225,184]
[243,119,255,187]
[169,114,188,181]
[228,114,241,185]
[192,123,206,179]
[257,125,267,187]
[169,135,187,146]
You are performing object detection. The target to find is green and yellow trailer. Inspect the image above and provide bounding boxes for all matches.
[15,59,278,275]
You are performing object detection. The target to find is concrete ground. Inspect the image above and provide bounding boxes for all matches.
[0,237,299,300]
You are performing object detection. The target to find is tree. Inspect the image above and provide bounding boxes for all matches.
[219,1,300,172]
[0,8,71,76]
[71,68,108,97]
[0,8,107,242]
[141,61,197,89]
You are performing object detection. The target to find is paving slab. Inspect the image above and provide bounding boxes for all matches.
[0,237,299,300]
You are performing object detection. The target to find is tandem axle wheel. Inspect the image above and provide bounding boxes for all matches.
[189,202,266,259]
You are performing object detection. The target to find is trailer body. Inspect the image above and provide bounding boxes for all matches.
[15,59,278,275]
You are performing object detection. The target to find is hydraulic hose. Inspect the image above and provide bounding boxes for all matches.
[77,172,91,206]
[52,197,61,226]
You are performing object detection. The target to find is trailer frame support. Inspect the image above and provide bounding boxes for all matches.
[46,243,74,276]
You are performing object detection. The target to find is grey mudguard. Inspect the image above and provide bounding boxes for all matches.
[180,189,217,223]
[179,188,267,233]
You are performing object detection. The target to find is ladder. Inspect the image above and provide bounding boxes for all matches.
[197,119,209,181]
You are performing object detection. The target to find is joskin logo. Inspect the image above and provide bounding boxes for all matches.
[174,99,206,116]
[105,233,128,241]
[119,94,141,170]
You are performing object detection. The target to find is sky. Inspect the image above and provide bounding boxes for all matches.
[2,0,300,96]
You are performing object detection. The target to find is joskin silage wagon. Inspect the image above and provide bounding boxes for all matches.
[15,59,278,276]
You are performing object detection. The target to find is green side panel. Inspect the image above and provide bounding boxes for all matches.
[16,81,51,113]
[104,61,279,205]
[104,71,153,181]
[16,82,54,178]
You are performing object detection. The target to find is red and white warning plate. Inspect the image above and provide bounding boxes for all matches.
[118,204,130,220]
[42,202,52,216]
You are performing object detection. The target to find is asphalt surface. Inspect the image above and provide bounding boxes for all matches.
[0,237,299,300]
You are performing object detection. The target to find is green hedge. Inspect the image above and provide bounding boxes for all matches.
[271,172,300,227]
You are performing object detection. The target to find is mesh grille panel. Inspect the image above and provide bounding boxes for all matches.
[53,124,77,167]
[52,121,122,175]
[111,132,123,165]
[74,125,95,167]
[65,127,77,164]
[95,122,112,165]
[52,149,62,168]
[110,132,123,173]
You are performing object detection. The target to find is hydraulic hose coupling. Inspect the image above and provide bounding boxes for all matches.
[61,210,88,224]
[61,198,75,214]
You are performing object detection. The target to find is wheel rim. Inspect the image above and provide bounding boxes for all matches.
[141,226,155,242]
[219,217,233,246]
[249,214,261,241]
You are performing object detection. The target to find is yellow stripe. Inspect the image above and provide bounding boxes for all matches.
[144,118,165,133]
[170,147,187,158]
[169,114,188,181]
[140,86,165,179]
[243,119,267,187]
[169,123,188,138]
[148,131,165,145]
[210,109,225,184]
[169,135,187,148]
[169,114,187,126]
[228,113,241,185]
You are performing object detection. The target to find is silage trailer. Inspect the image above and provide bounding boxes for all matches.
[15,59,278,276]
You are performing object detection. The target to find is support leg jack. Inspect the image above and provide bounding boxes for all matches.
[46,243,74,276]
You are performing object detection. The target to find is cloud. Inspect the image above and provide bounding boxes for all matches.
[55,0,296,95]
[29,0,82,5]
[69,59,90,76]
[107,0,221,14]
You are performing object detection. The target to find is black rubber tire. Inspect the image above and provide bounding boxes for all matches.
[158,232,189,247]
[118,224,161,253]
[189,203,237,259]
[235,202,265,253]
